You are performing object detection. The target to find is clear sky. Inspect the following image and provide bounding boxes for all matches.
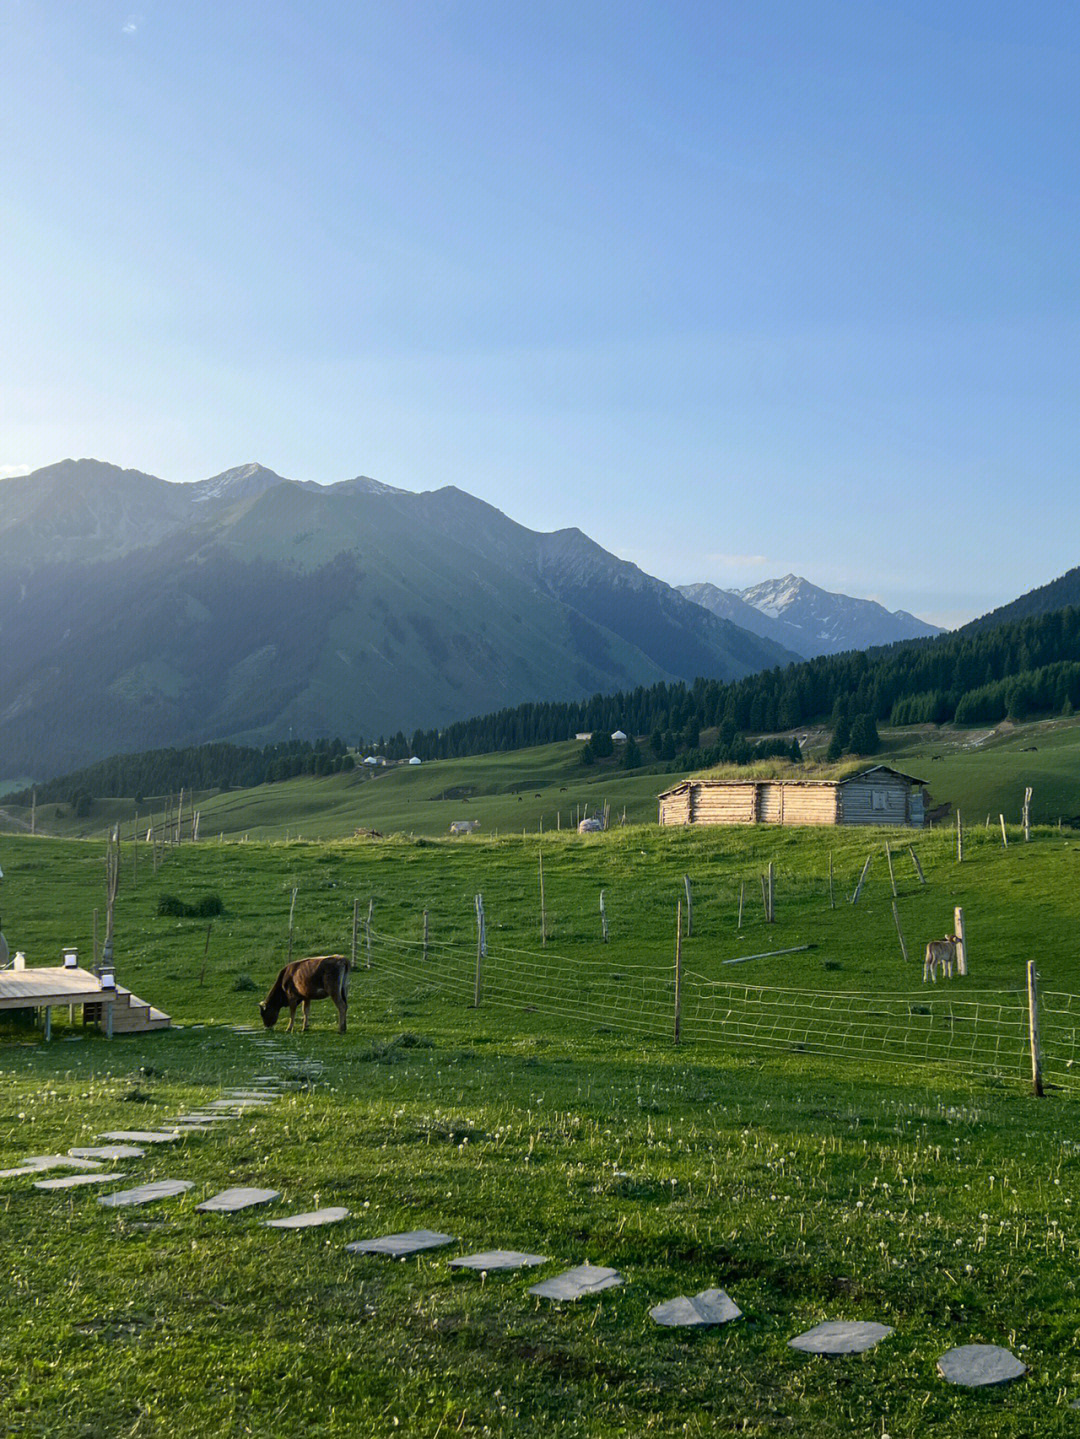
[2,2,1078,626]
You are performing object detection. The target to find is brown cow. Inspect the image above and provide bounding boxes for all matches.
[259,954,350,1033]
[923,936,959,984]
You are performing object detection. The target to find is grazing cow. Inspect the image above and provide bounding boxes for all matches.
[923,936,959,984]
[260,954,350,1033]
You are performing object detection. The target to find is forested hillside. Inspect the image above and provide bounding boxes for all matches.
[404,605,1080,758]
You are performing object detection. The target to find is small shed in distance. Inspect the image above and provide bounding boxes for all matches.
[658,766,927,829]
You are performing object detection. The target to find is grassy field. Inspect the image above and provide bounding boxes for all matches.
[7,712,1080,847]
[2,823,1080,1435]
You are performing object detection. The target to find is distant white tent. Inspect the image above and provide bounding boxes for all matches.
[611,730,628,743]
[408,756,422,765]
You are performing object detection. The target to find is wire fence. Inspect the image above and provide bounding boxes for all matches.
[366,923,1065,1092]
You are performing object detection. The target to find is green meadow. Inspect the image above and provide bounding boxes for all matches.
[7,712,1080,846]
[2,819,1080,1435]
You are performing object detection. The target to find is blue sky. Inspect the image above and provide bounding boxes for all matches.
[2,2,1078,625]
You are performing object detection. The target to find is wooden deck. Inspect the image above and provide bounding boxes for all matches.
[0,965,116,1012]
[0,966,170,1036]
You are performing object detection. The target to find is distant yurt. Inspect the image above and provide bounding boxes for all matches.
[611,730,628,743]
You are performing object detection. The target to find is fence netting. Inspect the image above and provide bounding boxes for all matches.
[366,925,1067,1090]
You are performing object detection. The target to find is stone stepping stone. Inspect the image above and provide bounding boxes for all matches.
[937,1345,1027,1387]
[346,1229,456,1257]
[650,1288,742,1327]
[208,1099,272,1109]
[221,1091,280,1100]
[21,1154,104,1171]
[0,1165,53,1180]
[69,1145,145,1161]
[252,1075,286,1083]
[35,1171,125,1191]
[789,1321,894,1355]
[528,1263,624,1300]
[98,1179,194,1208]
[450,1250,550,1272]
[170,1114,236,1123]
[265,1207,350,1229]
[196,1187,280,1213]
[99,1130,182,1144]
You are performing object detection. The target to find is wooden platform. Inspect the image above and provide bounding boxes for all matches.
[0,966,171,1036]
[0,965,116,1012]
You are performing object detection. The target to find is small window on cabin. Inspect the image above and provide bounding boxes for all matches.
[871,790,887,811]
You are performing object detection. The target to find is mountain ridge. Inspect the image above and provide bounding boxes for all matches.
[679,573,941,658]
[0,459,796,778]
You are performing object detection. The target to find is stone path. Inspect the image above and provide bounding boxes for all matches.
[346,1229,456,1257]
[98,1179,194,1207]
[265,1207,350,1229]
[529,1263,623,1300]
[650,1289,742,1327]
[197,1186,280,1213]
[937,1345,1027,1387]
[450,1250,549,1272]
[0,1029,1041,1398]
[789,1320,894,1355]
[35,1171,124,1190]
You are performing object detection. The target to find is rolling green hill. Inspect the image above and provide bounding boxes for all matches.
[7,714,1080,843]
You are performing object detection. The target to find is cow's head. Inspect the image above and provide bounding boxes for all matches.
[259,1000,280,1029]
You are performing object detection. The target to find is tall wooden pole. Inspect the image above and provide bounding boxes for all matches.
[366,898,373,967]
[1023,786,1032,842]
[1027,960,1044,1097]
[423,908,429,960]
[286,887,297,966]
[1000,814,1009,848]
[956,809,963,863]
[673,900,683,1045]
[828,853,834,910]
[885,843,897,897]
[953,905,968,976]
[351,898,359,969]
[538,851,547,945]
[683,875,693,937]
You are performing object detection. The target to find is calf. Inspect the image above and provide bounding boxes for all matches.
[923,936,959,984]
[259,954,350,1033]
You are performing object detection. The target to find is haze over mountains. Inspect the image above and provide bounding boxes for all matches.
[0,460,796,778]
[678,577,941,659]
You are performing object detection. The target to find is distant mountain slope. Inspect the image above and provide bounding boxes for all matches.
[962,566,1080,634]
[679,574,941,657]
[0,460,794,778]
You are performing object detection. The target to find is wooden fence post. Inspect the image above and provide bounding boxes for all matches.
[1000,814,1009,848]
[828,853,834,910]
[423,908,429,960]
[760,873,769,920]
[599,889,608,943]
[474,893,486,1007]
[953,905,967,976]
[1027,960,1044,1097]
[891,900,908,962]
[684,875,693,937]
[850,854,872,905]
[1023,786,1032,842]
[351,898,358,969]
[366,898,373,968]
[908,846,926,885]
[199,923,212,987]
[767,861,775,923]
[885,843,897,898]
[286,887,297,966]
[956,809,963,863]
[737,881,745,930]
[673,900,682,1045]
[538,851,547,945]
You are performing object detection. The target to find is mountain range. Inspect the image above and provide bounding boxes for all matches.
[678,577,941,658]
[0,460,796,779]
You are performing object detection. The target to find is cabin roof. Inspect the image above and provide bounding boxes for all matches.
[657,765,927,801]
